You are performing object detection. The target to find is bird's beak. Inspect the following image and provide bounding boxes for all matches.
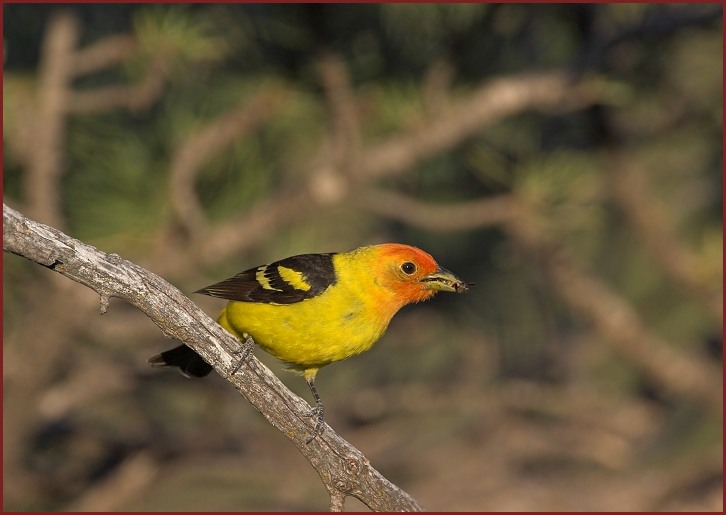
[420,267,470,293]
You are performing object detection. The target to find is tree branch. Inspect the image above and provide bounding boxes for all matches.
[70,33,137,76]
[23,10,79,230]
[168,86,288,239]
[355,188,517,231]
[2,203,424,512]
[67,53,169,114]
[316,51,362,167]
[358,72,600,182]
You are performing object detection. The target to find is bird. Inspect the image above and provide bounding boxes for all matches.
[148,243,469,442]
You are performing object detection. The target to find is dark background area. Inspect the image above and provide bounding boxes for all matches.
[3,3,722,511]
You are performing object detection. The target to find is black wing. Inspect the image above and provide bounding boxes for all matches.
[196,253,338,304]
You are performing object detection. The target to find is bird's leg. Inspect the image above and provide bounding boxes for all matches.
[228,335,255,376]
[305,377,325,443]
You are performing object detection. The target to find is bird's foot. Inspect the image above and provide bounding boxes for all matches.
[228,335,255,376]
[305,404,325,443]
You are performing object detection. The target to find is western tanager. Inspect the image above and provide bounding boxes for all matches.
[149,243,469,441]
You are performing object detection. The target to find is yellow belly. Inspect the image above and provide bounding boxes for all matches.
[217,293,391,371]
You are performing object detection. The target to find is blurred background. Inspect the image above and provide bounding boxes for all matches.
[3,3,722,511]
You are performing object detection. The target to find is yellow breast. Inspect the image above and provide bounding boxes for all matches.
[219,295,387,369]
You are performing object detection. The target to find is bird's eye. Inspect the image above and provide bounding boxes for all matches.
[401,261,416,275]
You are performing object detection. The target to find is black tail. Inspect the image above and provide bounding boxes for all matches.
[148,345,213,378]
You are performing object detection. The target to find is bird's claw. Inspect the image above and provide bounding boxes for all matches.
[305,404,325,443]
[228,335,255,376]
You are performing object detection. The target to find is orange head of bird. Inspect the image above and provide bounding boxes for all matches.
[369,243,470,309]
